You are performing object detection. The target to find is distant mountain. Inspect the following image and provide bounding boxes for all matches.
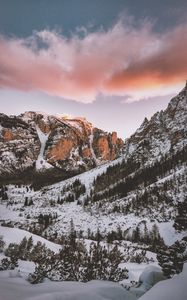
[0,111,123,187]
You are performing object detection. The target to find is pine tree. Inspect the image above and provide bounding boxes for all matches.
[28,249,58,284]
[27,236,33,252]
[4,243,20,261]
[29,241,47,263]
[24,197,28,206]
[69,219,77,247]
[174,197,187,231]
[19,237,28,260]
[58,238,87,281]
[0,235,5,253]
[0,257,18,271]
[157,239,187,278]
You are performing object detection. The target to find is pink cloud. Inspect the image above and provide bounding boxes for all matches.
[0,20,187,102]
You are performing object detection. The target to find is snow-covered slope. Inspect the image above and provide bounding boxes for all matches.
[0,155,185,246]
[0,226,61,253]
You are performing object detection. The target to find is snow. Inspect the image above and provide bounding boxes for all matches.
[0,259,36,280]
[65,120,83,132]
[138,266,165,289]
[1,178,185,246]
[0,274,136,300]
[0,262,186,300]
[89,128,98,165]
[139,263,187,300]
[121,263,158,284]
[157,222,187,246]
[0,162,186,245]
[126,266,166,298]
[67,155,124,191]
[17,260,36,279]
[0,226,61,253]
[40,154,123,196]
[35,126,52,170]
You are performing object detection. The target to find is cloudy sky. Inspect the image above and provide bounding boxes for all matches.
[0,0,186,138]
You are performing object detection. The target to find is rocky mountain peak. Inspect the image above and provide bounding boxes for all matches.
[184,80,187,92]
[0,111,123,187]
[167,83,187,112]
[125,82,187,163]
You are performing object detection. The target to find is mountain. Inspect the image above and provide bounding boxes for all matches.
[0,83,186,248]
[0,83,187,300]
[124,80,187,164]
[0,111,123,187]
[83,82,187,238]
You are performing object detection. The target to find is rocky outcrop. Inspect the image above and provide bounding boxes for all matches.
[0,111,123,185]
[92,129,123,161]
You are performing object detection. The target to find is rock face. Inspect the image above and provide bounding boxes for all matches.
[0,111,123,185]
[92,129,123,161]
[124,82,187,164]
[0,114,40,179]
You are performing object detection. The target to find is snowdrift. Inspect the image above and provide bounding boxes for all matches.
[0,262,186,300]
[130,265,166,298]
[0,272,136,300]
[139,263,187,300]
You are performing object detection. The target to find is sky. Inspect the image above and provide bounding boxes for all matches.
[0,0,186,138]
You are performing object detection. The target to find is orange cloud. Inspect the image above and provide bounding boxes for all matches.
[0,21,186,102]
[106,25,187,92]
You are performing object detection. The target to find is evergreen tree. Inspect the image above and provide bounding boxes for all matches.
[0,256,18,271]
[0,235,5,253]
[28,237,128,283]
[157,239,187,278]
[19,237,28,260]
[28,249,58,284]
[174,197,187,231]
[27,236,33,252]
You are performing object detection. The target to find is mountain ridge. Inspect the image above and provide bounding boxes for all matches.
[0,111,123,187]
